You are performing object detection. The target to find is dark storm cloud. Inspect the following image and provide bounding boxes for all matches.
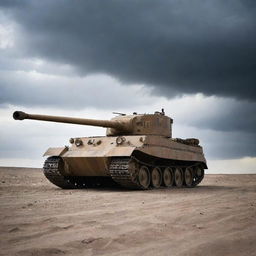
[1,0,256,101]
[0,70,150,110]
[181,100,256,134]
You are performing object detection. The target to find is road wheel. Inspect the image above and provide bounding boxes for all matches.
[138,166,150,189]
[151,167,162,188]
[163,167,174,187]
[174,167,183,187]
[184,167,194,187]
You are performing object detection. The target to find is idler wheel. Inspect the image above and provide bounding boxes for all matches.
[184,167,193,187]
[193,166,205,185]
[163,167,174,187]
[151,167,162,188]
[174,167,183,187]
[196,167,203,177]
[138,166,150,189]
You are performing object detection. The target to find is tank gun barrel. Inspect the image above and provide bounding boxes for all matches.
[13,111,130,131]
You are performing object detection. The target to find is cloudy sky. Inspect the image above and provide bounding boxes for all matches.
[0,0,255,173]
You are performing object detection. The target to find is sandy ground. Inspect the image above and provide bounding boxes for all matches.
[0,167,255,256]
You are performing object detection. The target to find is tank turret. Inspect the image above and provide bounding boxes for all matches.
[13,110,173,137]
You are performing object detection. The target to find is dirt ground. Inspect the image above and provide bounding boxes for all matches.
[0,167,255,256]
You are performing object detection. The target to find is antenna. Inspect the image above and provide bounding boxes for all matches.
[112,112,126,116]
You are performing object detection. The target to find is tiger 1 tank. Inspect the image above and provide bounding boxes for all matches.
[13,109,207,189]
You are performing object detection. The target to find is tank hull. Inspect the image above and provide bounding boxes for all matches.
[43,135,207,185]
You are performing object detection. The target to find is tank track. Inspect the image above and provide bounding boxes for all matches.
[43,157,117,189]
[109,158,141,189]
[109,156,204,190]
[43,156,204,190]
[43,157,76,189]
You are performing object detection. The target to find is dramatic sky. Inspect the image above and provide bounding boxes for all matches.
[0,0,255,173]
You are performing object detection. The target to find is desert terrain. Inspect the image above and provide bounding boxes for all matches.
[0,167,255,256]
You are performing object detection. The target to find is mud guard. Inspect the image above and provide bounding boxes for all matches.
[43,147,68,157]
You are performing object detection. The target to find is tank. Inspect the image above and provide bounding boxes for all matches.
[13,109,207,189]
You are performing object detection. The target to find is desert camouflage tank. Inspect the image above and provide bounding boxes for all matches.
[13,109,207,189]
